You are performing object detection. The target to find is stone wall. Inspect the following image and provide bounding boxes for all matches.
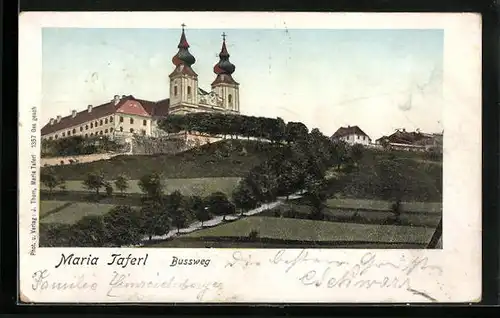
[41,153,119,167]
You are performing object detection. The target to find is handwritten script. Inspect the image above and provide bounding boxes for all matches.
[31,269,223,301]
[269,249,443,300]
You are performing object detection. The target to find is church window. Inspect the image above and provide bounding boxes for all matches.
[130,128,134,133]
[174,86,178,96]
[143,120,147,126]
[120,116,124,123]
[105,129,108,133]
[80,127,83,132]
[228,94,233,106]
[141,129,146,136]
[100,131,103,135]
[110,116,113,122]
[67,131,71,136]
[187,86,192,95]
[105,118,108,124]
[90,133,94,136]
[55,134,58,139]
[110,127,114,132]
[62,132,65,137]
[130,118,134,124]
[86,124,89,130]
[90,123,93,128]
[120,127,123,132]
[100,119,103,126]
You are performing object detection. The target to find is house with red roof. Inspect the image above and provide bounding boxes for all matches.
[331,125,372,146]
[41,25,240,143]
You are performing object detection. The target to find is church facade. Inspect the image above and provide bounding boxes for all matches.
[41,26,240,143]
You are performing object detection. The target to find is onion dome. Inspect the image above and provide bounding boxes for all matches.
[172,24,196,67]
[213,33,235,75]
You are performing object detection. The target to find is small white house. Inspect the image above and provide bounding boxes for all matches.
[331,125,371,146]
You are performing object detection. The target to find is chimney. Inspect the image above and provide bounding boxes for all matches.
[402,128,406,132]
[56,115,62,123]
[71,110,77,118]
[88,105,93,113]
[49,118,54,125]
[113,95,121,105]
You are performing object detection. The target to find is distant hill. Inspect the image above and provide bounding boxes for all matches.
[42,139,282,180]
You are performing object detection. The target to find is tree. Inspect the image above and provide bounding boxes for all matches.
[167,191,188,233]
[72,215,107,247]
[138,172,164,199]
[303,177,328,220]
[139,199,170,241]
[206,192,233,221]
[114,174,130,195]
[350,144,364,165]
[105,182,114,197]
[285,122,309,144]
[189,196,210,227]
[103,205,142,246]
[82,171,106,196]
[40,168,65,196]
[232,181,258,215]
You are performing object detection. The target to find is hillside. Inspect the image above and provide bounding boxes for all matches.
[41,139,282,180]
[336,149,443,202]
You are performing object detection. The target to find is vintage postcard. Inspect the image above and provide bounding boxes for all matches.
[19,12,481,303]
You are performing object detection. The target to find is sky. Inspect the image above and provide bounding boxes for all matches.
[42,28,443,139]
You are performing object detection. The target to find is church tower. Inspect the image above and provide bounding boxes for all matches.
[211,33,240,113]
[169,24,199,114]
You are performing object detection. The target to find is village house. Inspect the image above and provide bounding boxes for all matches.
[330,125,372,146]
[41,25,240,144]
[375,129,443,152]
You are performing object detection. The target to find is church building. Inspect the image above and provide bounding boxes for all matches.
[40,25,241,143]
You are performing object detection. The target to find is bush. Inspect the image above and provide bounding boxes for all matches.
[248,230,259,240]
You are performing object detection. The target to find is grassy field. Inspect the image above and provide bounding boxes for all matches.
[40,201,72,217]
[326,198,442,213]
[40,202,117,224]
[41,177,241,198]
[182,216,435,244]
[264,202,441,228]
[42,140,279,180]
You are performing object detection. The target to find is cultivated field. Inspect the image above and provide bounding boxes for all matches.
[40,200,72,217]
[152,216,436,248]
[40,202,117,224]
[185,216,435,243]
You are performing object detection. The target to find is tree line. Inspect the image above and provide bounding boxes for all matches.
[159,112,311,144]
[41,135,123,158]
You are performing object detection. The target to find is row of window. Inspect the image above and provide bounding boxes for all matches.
[48,127,148,140]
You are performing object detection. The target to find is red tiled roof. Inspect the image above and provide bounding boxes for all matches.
[169,64,198,78]
[331,126,370,139]
[378,130,431,145]
[211,74,239,86]
[41,96,170,135]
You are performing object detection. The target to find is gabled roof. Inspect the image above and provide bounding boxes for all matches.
[41,95,170,135]
[377,130,431,145]
[331,126,370,139]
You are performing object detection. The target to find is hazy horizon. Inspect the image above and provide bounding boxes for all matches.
[42,28,443,139]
